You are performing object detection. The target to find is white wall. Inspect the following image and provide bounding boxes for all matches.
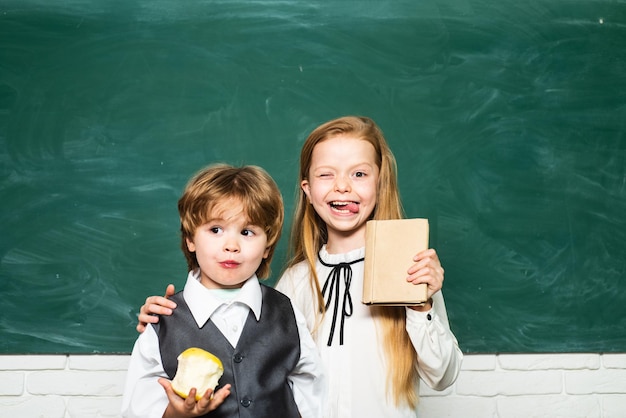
[1,353,625,418]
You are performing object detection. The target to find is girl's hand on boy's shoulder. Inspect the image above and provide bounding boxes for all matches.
[136,284,177,333]
[406,248,444,302]
[159,378,231,418]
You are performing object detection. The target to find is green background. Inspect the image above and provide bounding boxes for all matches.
[1,0,625,354]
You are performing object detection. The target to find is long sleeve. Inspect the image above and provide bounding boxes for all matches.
[120,325,169,418]
[287,304,327,418]
[405,291,463,391]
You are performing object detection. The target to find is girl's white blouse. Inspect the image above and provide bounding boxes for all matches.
[276,246,463,418]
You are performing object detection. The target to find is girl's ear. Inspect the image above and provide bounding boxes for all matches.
[301,179,311,201]
[186,237,196,252]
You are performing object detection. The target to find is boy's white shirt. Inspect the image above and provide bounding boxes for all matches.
[121,271,326,418]
[275,246,463,418]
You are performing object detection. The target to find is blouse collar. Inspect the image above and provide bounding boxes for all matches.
[319,245,365,265]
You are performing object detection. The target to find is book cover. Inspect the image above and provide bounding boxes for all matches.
[362,218,429,306]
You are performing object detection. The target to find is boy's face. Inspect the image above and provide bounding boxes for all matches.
[186,200,269,289]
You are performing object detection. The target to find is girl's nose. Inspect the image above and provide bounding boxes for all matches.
[334,175,351,192]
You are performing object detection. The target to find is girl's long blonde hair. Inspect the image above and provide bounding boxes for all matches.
[284,116,419,409]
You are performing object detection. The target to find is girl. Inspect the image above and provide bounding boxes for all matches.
[139,116,462,417]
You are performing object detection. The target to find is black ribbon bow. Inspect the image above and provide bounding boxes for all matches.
[318,254,365,346]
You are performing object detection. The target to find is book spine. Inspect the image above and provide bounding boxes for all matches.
[362,221,376,304]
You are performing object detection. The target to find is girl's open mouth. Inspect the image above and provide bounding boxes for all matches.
[329,201,359,214]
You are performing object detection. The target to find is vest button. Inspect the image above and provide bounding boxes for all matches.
[233,353,244,363]
[240,397,252,407]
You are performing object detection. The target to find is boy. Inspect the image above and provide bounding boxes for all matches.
[121,164,325,418]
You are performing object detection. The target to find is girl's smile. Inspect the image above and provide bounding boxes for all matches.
[329,200,360,214]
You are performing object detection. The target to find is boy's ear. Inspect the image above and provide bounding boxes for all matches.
[185,237,196,252]
[263,247,270,259]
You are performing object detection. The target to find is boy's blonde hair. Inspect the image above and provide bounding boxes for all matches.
[178,163,284,279]
[285,116,419,409]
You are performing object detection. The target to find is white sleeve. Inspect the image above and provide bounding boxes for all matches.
[405,291,463,391]
[287,303,327,418]
[120,325,169,418]
[275,264,319,334]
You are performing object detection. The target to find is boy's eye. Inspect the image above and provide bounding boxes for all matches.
[241,229,255,237]
[209,226,222,234]
[354,171,366,178]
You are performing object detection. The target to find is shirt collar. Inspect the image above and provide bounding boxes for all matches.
[182,270,263,328]
[319,244,366,264]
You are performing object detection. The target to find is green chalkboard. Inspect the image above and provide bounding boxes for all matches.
[1,0,625,354]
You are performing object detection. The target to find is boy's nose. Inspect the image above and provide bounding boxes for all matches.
[224,237,240,253]
[224,244,240,253]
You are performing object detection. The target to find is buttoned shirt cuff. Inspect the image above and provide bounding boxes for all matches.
[406,299,436,323]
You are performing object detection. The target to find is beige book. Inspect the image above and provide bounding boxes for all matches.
[362,218,429,306]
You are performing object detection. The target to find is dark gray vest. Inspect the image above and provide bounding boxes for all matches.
[155,284,301,418]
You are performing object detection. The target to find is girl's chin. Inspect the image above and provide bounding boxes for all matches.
[327,219,368,233]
